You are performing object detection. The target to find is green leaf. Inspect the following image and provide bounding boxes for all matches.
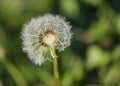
[112,45,120,61]
[60,0,79,17]
[103,64,120,86]
[86,45,110,70]
[83,0,103,6]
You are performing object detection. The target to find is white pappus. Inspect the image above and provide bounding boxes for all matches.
[21,14,72,65]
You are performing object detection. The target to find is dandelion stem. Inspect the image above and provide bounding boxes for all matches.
[53,56,60,86]
[50,47,60,86]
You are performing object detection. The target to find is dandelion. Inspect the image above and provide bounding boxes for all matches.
[21,14,72,86]
[21,14,72,65]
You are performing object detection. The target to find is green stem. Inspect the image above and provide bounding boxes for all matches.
[50,47,60,86]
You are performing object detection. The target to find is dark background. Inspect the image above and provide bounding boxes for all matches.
[0,0,120,86]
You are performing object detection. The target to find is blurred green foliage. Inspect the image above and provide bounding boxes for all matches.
[0,0,120,86]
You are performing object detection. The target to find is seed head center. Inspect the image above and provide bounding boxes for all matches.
[43,34,55,46]
[39,30,56,47]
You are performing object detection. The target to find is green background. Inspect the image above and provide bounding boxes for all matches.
[0,0,120,86]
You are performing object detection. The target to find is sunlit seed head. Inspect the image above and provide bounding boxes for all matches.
[21,14,72,65]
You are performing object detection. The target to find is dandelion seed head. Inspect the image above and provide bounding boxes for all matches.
[21,14,72,65]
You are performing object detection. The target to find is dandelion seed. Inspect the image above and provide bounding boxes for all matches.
[21,14,72,65]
